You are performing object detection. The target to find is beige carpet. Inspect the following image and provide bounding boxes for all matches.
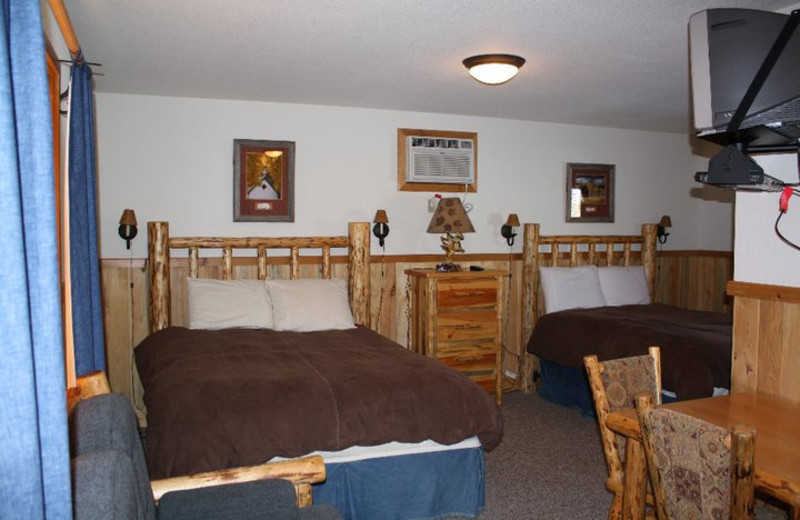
[440,391,790,519]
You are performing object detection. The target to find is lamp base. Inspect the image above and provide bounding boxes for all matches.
[435,262,461,273]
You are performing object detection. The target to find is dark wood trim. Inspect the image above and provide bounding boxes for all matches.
[103,249,730,269]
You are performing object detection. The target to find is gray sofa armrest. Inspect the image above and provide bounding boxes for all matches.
[72,450,145,520]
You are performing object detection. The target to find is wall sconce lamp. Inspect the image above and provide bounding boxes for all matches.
[372,210,390,248]
[463,54,525,85]
[427,198,475,272]
[500,213,521,247]
[118,209,138,249]
[657,215,672,245]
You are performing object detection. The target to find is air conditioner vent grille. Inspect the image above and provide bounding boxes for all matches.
[406,136,475,184]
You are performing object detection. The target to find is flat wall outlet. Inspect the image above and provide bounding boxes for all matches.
[503,370,517,380]
[428,197,439,212]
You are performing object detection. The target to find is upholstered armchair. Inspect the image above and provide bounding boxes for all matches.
[70,393,343,520]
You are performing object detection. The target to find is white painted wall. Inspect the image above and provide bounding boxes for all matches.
[94,93,730,259]
[735,153,800,287]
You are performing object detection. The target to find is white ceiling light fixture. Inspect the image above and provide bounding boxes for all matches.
[463,54,525,85]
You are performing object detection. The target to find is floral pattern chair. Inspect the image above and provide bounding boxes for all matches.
[584,346,662,520]
[634,393,756,520]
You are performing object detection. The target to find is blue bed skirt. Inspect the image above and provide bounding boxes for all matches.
[538,359,677,417]
[539,359,597,417]
[313,447,485,520]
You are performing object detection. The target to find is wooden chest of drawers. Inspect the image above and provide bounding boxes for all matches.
[406,269,506,404]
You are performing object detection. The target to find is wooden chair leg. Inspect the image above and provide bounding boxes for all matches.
[608,493,623,520]
[622,439,648,520]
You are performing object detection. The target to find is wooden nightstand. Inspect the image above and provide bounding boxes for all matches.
[406,269,507,404]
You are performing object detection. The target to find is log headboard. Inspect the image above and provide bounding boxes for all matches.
[147,221,371,333]
[520,223,657,392]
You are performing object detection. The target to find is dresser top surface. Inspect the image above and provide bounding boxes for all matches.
[405,268,508,280]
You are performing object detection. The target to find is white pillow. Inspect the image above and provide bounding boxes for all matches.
[266,278,355,332]
[187,279,273,330]
[539,266,606,313]
[597,266,652,306]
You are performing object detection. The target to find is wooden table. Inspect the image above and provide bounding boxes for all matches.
[606,393,800,520]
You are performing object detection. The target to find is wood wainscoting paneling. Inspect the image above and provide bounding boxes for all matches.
[654,250,733,313]
[101,250,730,406]
[728,281,800,402]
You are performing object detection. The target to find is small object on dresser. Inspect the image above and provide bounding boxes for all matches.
[469,265,485,271]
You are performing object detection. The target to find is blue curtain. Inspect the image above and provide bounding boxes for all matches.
[0,0,72,517]
[68,58,105,376]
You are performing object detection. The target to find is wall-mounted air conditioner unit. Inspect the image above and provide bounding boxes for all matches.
[405,135,475,184]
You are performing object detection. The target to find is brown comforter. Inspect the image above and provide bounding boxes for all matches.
[526,304,731,399]
[136,326,503,479]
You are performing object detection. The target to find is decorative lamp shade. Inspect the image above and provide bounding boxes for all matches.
[373,209,389,224]
[427,198,475,234]
[118,209,138,249]
[505,213,520,228]
[119,209,137,226]
[659,215,672,228]
[372,209,390,248]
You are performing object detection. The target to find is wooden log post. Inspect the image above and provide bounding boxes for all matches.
[641,224,657,300]
[348,222,370,327]
[521,223,540,393]
[148,221,171,333]
[731,423,756,519]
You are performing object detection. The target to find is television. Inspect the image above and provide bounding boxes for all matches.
[690,8,800,189]
[690,8,800,151]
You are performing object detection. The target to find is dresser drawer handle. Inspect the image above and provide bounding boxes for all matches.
[453,324,481,330]
[454,355,484,362]
[452,291,485,298]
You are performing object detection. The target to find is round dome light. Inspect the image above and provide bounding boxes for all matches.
[463,54,526,85]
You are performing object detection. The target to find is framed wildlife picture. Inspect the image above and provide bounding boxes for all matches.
[233,139,295,222]
[565,162,614,223]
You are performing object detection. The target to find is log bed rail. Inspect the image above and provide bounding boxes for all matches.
[148,221,370,333]
[520,223,658,392]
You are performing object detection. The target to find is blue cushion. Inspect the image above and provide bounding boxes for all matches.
[158,479,298,520]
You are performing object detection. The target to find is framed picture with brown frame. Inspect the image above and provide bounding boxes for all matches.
[233,139,295,222]
[565,162,614,223]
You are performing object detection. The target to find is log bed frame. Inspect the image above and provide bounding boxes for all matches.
[147,221,371,333]
[142,221,371,505]
[520,223,658,393]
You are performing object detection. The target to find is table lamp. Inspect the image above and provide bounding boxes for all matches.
[427,197,475,272]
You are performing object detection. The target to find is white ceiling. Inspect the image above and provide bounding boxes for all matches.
[65,0,798,134]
